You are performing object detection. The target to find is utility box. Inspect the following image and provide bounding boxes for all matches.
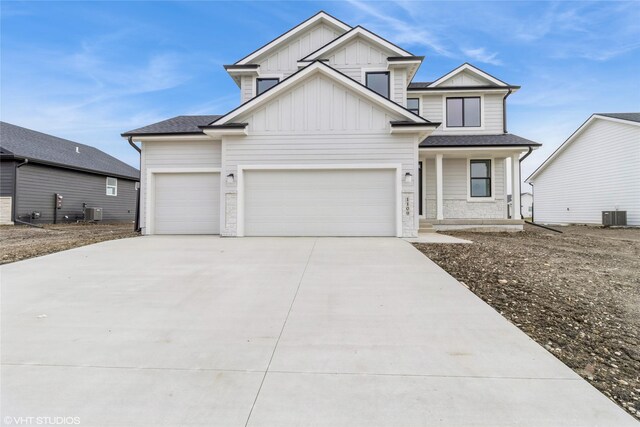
[85,207,103,221]
[55,193,63,209]
[602,211,627,226]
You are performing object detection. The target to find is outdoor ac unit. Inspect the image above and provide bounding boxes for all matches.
[602,211,627,226]
[85,207,103,221]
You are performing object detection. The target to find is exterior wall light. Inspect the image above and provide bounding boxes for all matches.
[226,173,235,184]
[404,172,413,184]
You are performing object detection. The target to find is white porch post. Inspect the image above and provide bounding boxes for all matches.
[511,154,521,220]
[436,154,444,220]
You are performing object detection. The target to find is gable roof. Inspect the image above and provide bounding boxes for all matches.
[122,115,222,137]
[1,122,139,180]
[526,113,640,182]
[427,62,511,88]
[207,60,433,127]
[300,25,413,62]
[234,11,351,65]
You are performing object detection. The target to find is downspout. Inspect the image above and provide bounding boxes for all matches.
[13,158,28,224]
[128,137,142,232]
[503,88,512,133]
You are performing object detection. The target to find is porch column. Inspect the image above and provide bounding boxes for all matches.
[436,154,444,220]
[511,154,521,220]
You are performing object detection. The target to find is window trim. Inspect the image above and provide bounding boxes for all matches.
[467,158,494,201]
[364,70,391,99]
[444,95,483,129]
[255,77,280,96]
[106,177,118,197]
[407,97,420,115]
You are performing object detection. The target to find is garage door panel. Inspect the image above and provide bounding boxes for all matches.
[244,169,396,237]
[154,173,220,235]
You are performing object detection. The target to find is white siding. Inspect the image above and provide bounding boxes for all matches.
[392,68,407,106]
[257,23,341,78]
[140,140,221,233]
[240,75,254,103]
[531,119,640,225]
[420,93,504,135]
[325,36,392,83]
[424,157,507,219]
[438,70,492,87]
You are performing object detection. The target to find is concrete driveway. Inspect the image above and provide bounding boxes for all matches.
[1,237,636,426]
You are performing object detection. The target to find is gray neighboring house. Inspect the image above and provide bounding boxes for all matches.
[0,122,140,225]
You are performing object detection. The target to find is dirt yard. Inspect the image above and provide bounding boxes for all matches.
[0,223,139,265]
[414,225,640,419]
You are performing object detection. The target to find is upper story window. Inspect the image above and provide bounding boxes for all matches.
[469,160,491,198]
[106,177,117,196]
[407,98,420,115]
[256,78,279,95]
[446,97,481,127]
[366,72,389,98]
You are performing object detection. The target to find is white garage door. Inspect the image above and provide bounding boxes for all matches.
[154,173,220,234]
[243,168,397,236]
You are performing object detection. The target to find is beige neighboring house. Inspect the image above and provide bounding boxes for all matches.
[123,11,541,237]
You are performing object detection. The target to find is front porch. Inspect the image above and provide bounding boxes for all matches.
[417,146,528,232]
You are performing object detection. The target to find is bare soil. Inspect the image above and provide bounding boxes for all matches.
[414,225,640,419]
[0,223,139,265]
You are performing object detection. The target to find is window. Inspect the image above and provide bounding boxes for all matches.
[446,97,481,127]
[407,98,420,115]
[366,72,389,98]
[106,177,117,196]
[469,160,491,198]
[256,78,279,95]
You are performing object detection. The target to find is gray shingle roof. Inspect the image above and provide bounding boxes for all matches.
[0,122,139,180]
[595,113,640,123]
[407,82,433,89]
[122,115,222,136]
[420,133,541,148]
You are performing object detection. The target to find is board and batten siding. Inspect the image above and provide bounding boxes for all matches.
[423,157,507,219]
[531,119,640,226]
[140,140,222,232]
[15,163,137,223]
[421,93,504,135]
[325,36,393,83]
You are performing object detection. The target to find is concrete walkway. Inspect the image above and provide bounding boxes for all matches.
[404,233,472,243]
[1,237,636,426]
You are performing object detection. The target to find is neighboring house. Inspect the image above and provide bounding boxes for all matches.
[507,192,533,219]
[0,122,140,225]
[123,11,540,237]
[526,113,640,226]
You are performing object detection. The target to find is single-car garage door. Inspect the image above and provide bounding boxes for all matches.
[153,173,220,234]
[243,168,397,236]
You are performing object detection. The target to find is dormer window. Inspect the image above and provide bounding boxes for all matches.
[446,97,481,127]
[366,72,389,98]
[407,98,420,115]
[256,78,279,95]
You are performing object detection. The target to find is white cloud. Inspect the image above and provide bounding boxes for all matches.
[462,47,503,66]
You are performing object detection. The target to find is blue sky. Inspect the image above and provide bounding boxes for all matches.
[1,1,639,180]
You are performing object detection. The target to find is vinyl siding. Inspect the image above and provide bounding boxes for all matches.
[531,119,640,225]
[140,140,222,231]
[392,68,407,106]
[1,160,16,197]
[325,36,392,83]
[240,75,254,103]
[421,93,504,135]
[15,163,137,223]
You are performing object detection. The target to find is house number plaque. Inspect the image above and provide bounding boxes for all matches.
[405,196,411,216]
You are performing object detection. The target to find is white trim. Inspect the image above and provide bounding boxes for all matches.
[106,176,118,197]
[235,163,403,237]
[466,157,495,202]
[526,114,640,182]
[302,26,412,61]
[442,94,485,131]
[420,146,530,153]
[202,127,247,139]
[429,63,508,88]
[145,167,221,235]
[130,135,214,143]
[214,61,428,126]
[408,88,513,95]
[435,154,443,220]
[236,12,351,65]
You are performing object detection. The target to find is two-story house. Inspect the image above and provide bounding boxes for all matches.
[122,11,540,237]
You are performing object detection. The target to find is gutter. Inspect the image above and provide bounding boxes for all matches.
[128,137,142,232]
[12,158,28,223]
[503,88,512,133]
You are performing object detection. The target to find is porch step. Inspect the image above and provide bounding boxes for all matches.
[419,221,437,234]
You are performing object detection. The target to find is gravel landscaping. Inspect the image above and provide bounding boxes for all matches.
[0,223,139,265]
[414,225,640,419]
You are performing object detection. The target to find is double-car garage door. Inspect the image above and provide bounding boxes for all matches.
[152,168,397,236]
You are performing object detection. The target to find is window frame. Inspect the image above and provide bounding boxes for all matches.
[255,77,280,96]
[106,177,118,197]
[365,71,390,98]
[407,98,420,115]
[467,159,494,201]
[445,96,482,128]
